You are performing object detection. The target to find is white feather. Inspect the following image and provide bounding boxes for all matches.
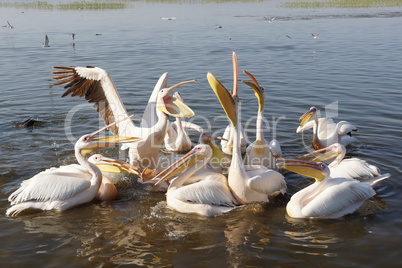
[173,180,238,207]
[300,178,375,218]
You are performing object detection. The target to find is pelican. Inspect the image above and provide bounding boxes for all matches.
[52,66,195,171]
[140,132,225,190]
[298,106,357,149]
[88,154,140,201]
[219,58,247,156]
[277,159,389,219]
[42,35,50,47]
[242,70,282,170]
[207,51,286,204]
[6,118,141,216]
[299,143,389,183]
[199,132,226,173]
[221,122,247,155]
[164,92,204,153]
[148,144,239,217]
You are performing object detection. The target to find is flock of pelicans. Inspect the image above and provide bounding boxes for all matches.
[6,51,390,219]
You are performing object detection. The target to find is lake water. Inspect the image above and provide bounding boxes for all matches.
[1,0,401,267]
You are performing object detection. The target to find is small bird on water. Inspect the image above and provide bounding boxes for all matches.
[22,117,42,128]
[2,21,14,28]
[42,35,50,47]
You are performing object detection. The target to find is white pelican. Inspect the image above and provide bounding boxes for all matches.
[277,159,389,219]
[207,51,286,204]
[140,132,225,191]
[42,35,50,47]
[242,70,282,170]
[221,123,247,155]
[6,118,141,216]
[164,92,204,153]
[199,132,227,173]
[149,144,239,217]
[215,52,246,156]
[52,66,195,170]
[140,72,168,128]
[88,154,140,201]
[299,143,390,183]
[298,106,357,150]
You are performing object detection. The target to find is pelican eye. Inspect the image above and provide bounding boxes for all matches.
[82,134,91,143]
[318,163,326,170]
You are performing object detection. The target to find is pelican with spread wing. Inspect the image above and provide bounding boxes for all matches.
[52,66,195,171]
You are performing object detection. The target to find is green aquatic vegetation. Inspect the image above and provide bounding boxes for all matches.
[0,0,266,9]
[282,0,402,8]
[56,1,126,10]
[0,1,128,10]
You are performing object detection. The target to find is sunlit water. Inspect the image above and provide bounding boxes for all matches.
[1,1,401,267]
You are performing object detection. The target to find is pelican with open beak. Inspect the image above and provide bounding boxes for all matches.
[164,92,204,153]
[242,70,281,170]
[89,154,140,201]
[208,51,286,204]
[277,159,388,219]
[146,144,239,217]
[52,66,196,171]
[298,106,357,150]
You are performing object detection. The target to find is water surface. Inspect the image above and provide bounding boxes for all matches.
[1,1,401,267]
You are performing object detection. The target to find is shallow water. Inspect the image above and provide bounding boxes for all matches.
[1,1,401,267]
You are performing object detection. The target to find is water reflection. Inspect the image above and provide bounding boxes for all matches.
[282,216,372,263]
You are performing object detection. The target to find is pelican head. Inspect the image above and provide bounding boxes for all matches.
[199,132,225,165]
[77,114,141,157]
[152,144,210,185]
[208,51,239,128]
[157,80,196,118]
[277,159,329,182]
[242,70,265,114]
[207,72,237,128]
[89,154,140,175]
[299,106,318,128]
[299,143,346,165]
